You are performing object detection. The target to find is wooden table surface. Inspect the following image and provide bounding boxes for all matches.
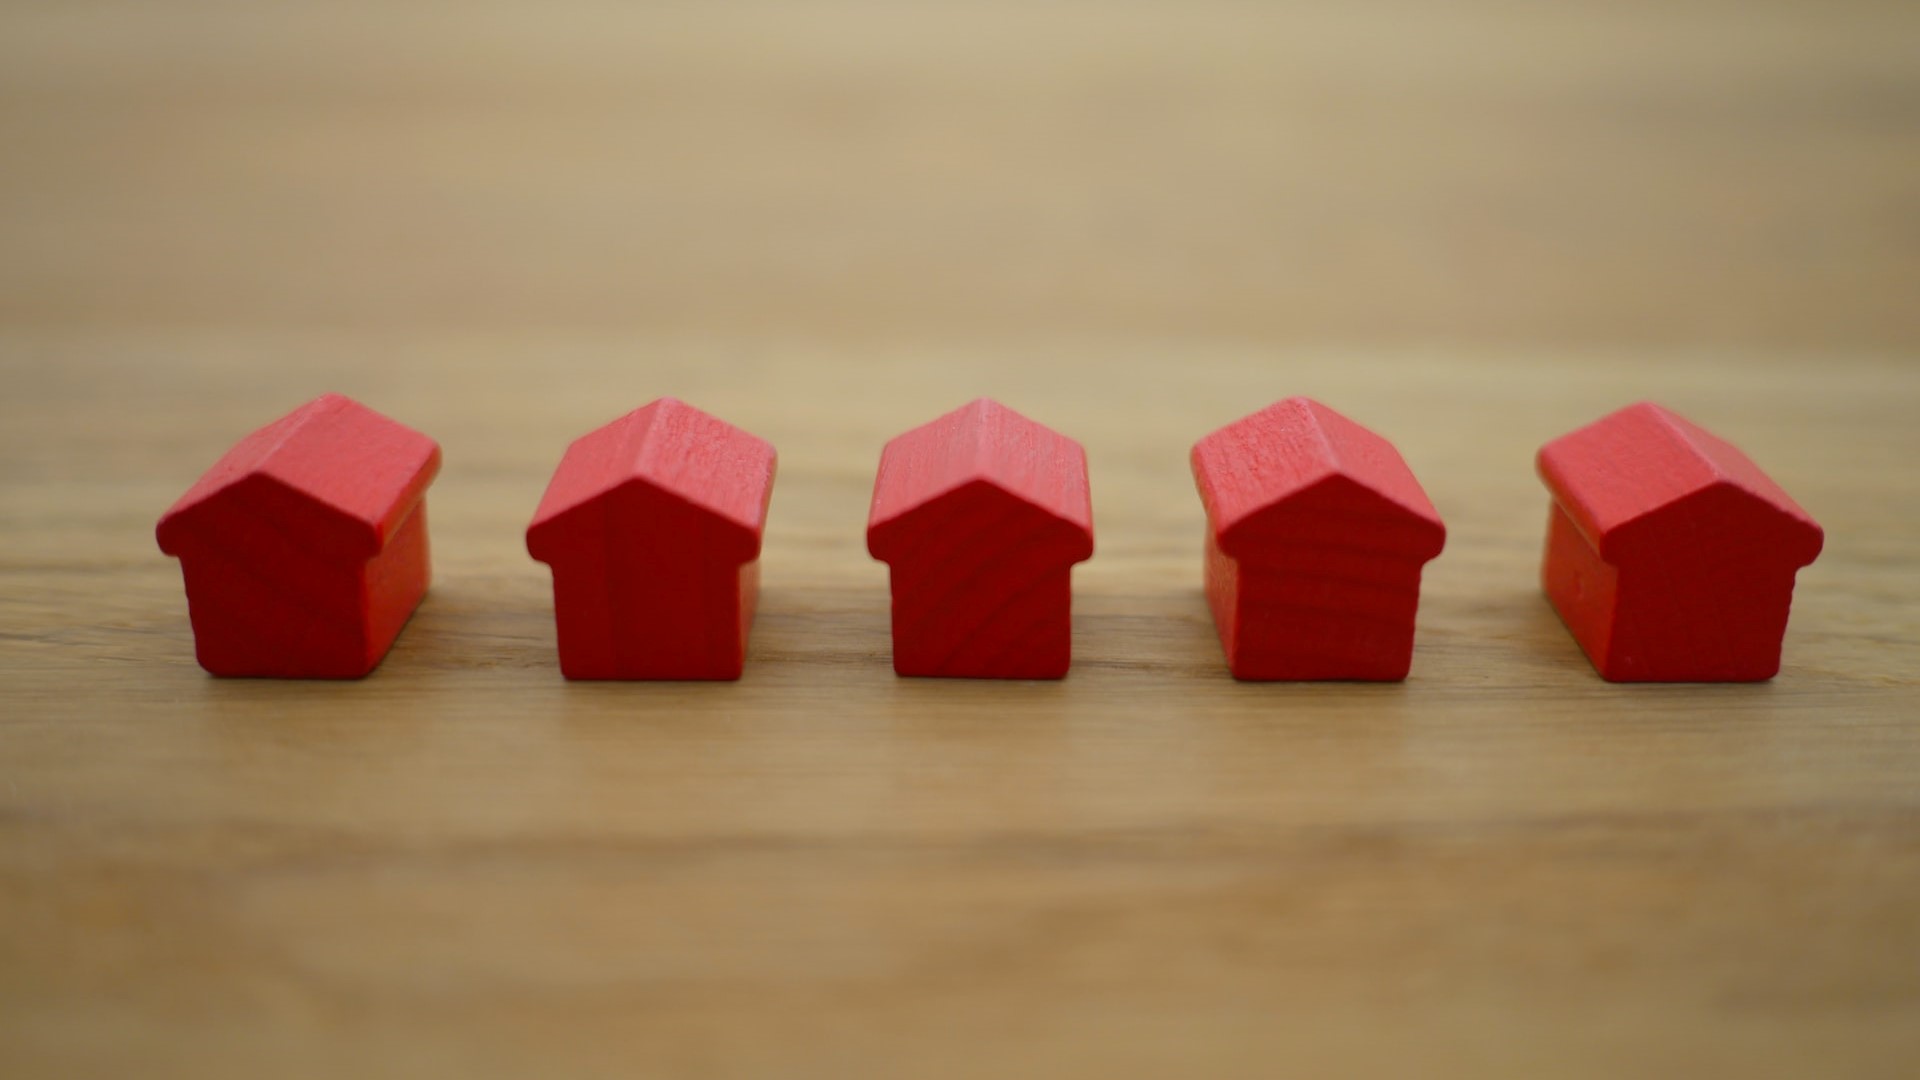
[3,2,1917,1077]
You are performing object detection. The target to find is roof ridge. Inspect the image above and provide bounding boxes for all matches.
[625,396,674,482]
[1645,402,1735,482]
[1299,398,1343,480]
[968,397,999,481]
[256,393,347,471]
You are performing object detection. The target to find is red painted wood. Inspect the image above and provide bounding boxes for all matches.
[526,398,776,680]
[155,393,441,678]
[1191,398,1445,680]
[1537,401,1823,681]
[867,399,1094,679]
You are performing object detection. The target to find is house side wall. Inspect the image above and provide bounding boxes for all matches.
[1542,501,1619,676]
[361,501,433,668]
[737,559,761,657]
[1204,526,1239,667]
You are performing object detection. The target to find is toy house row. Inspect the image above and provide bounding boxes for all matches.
[158,395,1822,684]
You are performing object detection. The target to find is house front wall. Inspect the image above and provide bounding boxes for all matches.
[1220,546,1430,681]
[874,486,1089,680]
[545,492,756,680]
[1607,557,1801,682]
[171,498,432,678]
[888,560,1075,678]
[1545,498,1805,681]
[172,534,371,678]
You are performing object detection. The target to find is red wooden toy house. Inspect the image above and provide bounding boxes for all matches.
[155,393,442,678]
[526,398,776,680]
[1191,398,1445,680]
[1537,402,1823,681]
[867,398,1094,679]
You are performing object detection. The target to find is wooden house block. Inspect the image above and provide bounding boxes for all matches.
[866,398,1094,679]
[1191,398,1446,680]
[1537,402,1823,681]
[155,393,441,678]
[526,398,776,680]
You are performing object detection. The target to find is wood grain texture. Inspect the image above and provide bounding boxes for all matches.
[3,2,1919,1078]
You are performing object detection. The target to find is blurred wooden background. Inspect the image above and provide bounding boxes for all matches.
[2,2,1916,1077]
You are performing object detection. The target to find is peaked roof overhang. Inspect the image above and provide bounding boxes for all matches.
[526,397,776,564]
[1191,398,1444,561]
[156,393,441,562]
[1537,402,1822,566]
[866,399,1093,564]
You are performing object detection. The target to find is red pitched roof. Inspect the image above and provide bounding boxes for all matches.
[866,398,1093,561]
[1190,398,1444,559]
[1536,402,1823,565]
[155,394,440,561]
[526,398,776,562]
